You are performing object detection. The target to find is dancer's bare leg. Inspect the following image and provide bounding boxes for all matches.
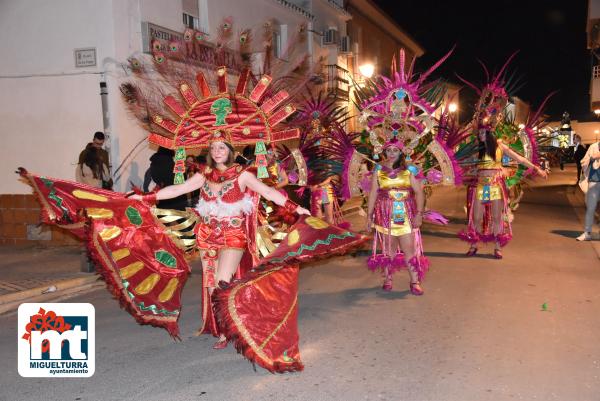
[196,250,213,337]
[216,249,244,284]
[491,199,504,252]
[313,198,323,219]
[398,233,420,290]
[213,249,244,342]
[323,202,334,224]
[470,199,484,252]
[381,235,401,289]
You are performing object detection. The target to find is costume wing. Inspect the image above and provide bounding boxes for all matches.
[19,169,191,337]
[213,216,367,373]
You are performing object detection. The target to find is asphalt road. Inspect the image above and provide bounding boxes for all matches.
[1,167,599,401]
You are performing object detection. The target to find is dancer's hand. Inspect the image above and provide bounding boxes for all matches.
[295,206,311,215]
[413,214,423,228]
[536,167,548,179]
[127,193,142,201]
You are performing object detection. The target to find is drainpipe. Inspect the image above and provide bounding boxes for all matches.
[308,21,314,65]
[99,77,112,172]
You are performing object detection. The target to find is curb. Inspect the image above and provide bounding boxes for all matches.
[0,275,102,315]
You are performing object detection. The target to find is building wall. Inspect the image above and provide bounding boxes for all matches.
[0,0,327,245]
[346,4,419,77]
[0,0,115,195]
[345,1,423,130]
[506,97,531,126]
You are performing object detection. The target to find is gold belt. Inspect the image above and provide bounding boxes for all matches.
[388,190,410,201]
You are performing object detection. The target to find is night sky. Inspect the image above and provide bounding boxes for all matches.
[374,0,592,122]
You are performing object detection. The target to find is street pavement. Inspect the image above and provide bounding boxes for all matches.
[1,166,599,401]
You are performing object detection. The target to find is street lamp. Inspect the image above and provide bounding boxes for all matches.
[448,102,458,113]
[358,63,374,79]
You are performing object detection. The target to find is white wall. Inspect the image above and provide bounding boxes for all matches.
[0,0,114,194]
[0,0,326,194]
[107,0,164,192]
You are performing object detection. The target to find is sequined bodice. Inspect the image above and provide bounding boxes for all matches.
[195,164,253,218]
[200,179,245,203]
[377,168,412,189]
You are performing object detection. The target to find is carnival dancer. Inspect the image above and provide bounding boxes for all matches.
[457,53,549,259]
[131,140,309,348]
[286,91,349,225]
[19,18,371,372]
[347,48,460,294]
[310,176,336,224]
[366,139,427,294]
[461,128,547,258]
[264,148,289,189]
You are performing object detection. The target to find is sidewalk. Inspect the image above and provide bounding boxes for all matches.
[0,244,102,314]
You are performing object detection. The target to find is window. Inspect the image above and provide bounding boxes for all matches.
[272,31,282,59]
[183,13,199,30]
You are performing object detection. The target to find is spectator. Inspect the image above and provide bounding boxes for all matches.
[573,134,588,184]
[149,147,188,210]
[79,131,110,168]
[577,139,600,241]
[78,131,112,189]
[75,145,110,189]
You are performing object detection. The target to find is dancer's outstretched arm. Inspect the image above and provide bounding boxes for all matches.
[130,172,205,201]
[499,142,548,178]
[240,171,310,215]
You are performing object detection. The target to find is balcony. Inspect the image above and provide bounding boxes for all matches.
[270,0,315,20]
[324,64,350,101]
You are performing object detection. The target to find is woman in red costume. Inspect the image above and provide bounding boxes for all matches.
[133,140,309,348]
[366,139,427,295]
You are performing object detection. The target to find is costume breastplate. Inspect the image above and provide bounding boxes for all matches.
[377,167,412,190]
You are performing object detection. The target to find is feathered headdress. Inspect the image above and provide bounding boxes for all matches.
[120,17,314,182]
[456,52,524,131]
[354,48,453,158]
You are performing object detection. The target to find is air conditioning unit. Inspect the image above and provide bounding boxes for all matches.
[322,29,339,46]
[339,36,351,53]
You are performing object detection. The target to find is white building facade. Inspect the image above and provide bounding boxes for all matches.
[0,0,353,195]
